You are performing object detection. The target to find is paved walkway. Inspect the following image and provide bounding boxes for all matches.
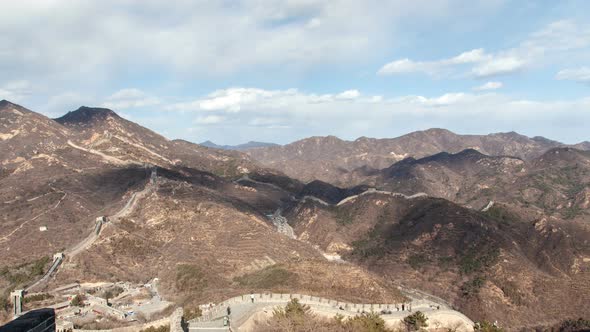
[189,293,474,332]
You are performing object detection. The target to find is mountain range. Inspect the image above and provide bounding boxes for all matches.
[0,99,588,330]
[244,129,590,186]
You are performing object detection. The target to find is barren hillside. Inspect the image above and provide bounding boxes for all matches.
[284,194,590,330]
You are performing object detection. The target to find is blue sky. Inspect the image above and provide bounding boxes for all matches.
[1,0,589,145]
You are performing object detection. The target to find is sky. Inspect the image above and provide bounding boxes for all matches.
[1,0,589,145]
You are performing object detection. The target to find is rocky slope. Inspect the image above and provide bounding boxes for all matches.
[56,106,257,177]
[245,129,588,186]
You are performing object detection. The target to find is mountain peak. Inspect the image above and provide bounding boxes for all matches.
[55,106,120,125]
[0,99,21,110]
[0,100,35,117]
[423,128,455,135]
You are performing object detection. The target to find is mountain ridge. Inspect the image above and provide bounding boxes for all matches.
[200,140,280,151]
[245,129,588,186]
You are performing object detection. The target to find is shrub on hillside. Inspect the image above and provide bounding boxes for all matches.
[556,318,590,332]
[70,294,85,307]
[234,264,296,289]
[345,312,390,332]
[0,256,51,288]
[483,205,520,226]
[460,276,486,298]
[256,299,393,332]
[334,207,354,225]
[459,246,499,275]
[175,264,207,292]
[183,307,202,321]
[407,254,430,270]
[272,298,311,327]
[139,325,170,332]
[403,311,428,331]
[474,321,504,331]
[24,293,53,304]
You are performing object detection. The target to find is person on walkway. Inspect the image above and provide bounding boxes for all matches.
[250,293,255,303]
[227,306,231,316]
[401,303,405,311]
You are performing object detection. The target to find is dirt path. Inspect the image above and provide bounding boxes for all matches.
[67,140,136,166]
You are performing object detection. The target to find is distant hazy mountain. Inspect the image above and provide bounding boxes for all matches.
[200,140,279,151]
[245,129,589,186]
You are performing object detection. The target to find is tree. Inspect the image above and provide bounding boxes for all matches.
[556,318,590,332]
[347,312,391,332]
[183,307,202,321]
[70,294,85,307]
[474,321,504,332]
[284,298,311,318]
[403,311,428,331]
[272,298,311,327]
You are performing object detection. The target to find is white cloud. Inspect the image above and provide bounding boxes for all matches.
[44,92,94,117]
[378,49,526,78]
[556,67,590,83]
[378,59,426,75]
[471,56,525,77]
[163,86,590,145]
[447,49,488,64]
[473,81,503,91]
[194,115,225,124]
[377,48,490,76]
[0,0,514,89]
[336,89,360,99]
[102,88,160,109]
[368,95,383,103]
[197,88,280,112]
[379,20,590,78]
[0,80,32,102]
[424,93,473,107]
[109,88,148,100]
[166,87,504,119]
[248,117,289,128]
[305,18,322,29]
[167,88,361,113]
